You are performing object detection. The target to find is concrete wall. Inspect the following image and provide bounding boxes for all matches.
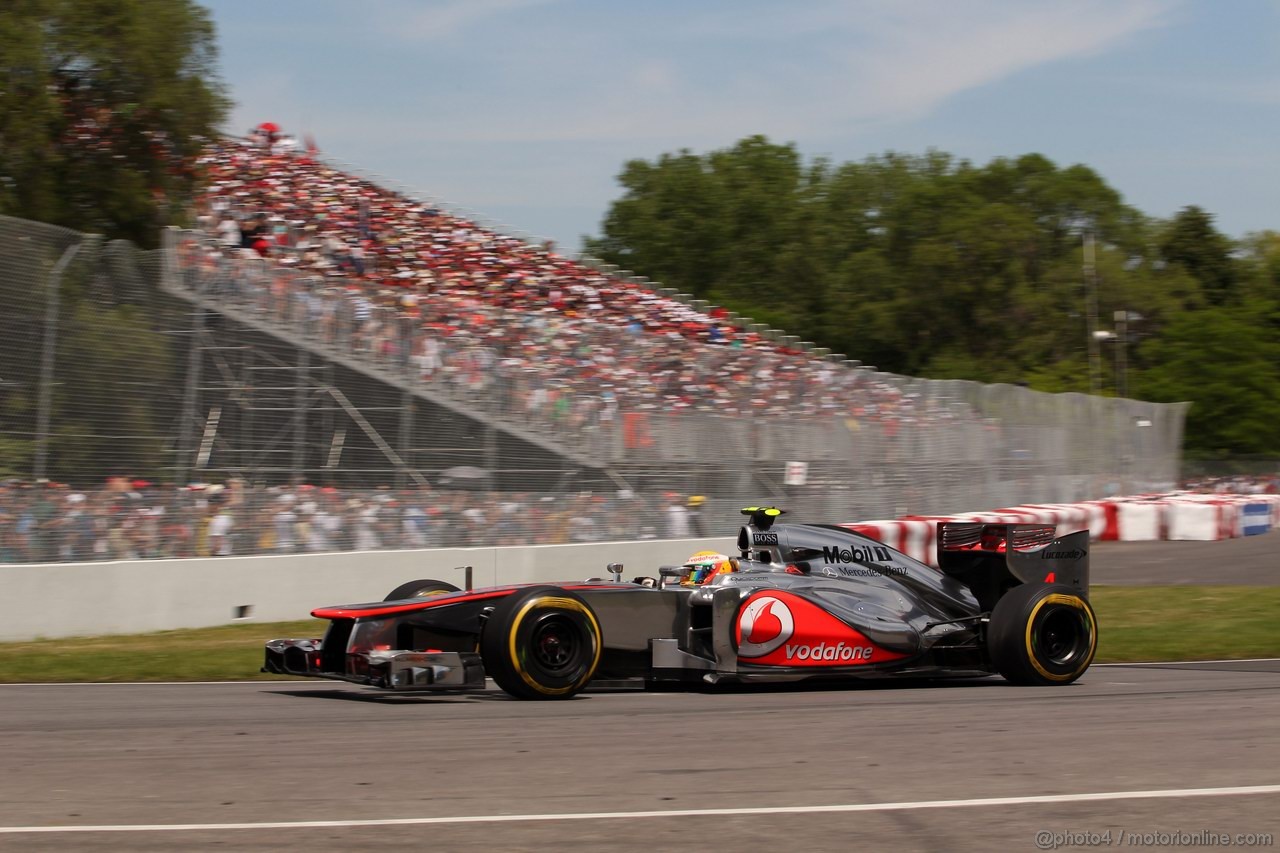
[0,537,735,642]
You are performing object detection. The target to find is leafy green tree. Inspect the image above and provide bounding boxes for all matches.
[588,136,1278,455]
[0,0,229,246]
[819,249,901,370]
[1135,306,1280,457]
[590,149,732,300]
[1159,206,1237,307]
[590,141,1163,383]
[1235,231,1280,317]
[51,300,172,480]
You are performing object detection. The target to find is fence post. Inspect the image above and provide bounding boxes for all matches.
[33,241,83,481]
[177,306,206,486]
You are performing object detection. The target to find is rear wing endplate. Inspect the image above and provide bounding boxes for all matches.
[936,522,1089,612]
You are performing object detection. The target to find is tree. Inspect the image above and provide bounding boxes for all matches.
[589,141,1166,383]
[52,300,173,480]
[1159,206,1237,306]
[587,150,731,300]
[587,136,1279,455]
[1134,306,1280,457]
[0,0,229,246]
[585,135,808,315]
[1235,230,1280,314]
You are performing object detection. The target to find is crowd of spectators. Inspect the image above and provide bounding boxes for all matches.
[1179,474,1280,495]
[7,470,1271,565]
[0,478,716,564]
[180,128,975,438]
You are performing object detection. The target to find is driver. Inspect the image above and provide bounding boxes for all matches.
[681,551,735,586]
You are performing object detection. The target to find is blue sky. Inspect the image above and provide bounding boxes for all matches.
[206,0,1280,252]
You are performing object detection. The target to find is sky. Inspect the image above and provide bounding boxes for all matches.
[205,0,1280,252]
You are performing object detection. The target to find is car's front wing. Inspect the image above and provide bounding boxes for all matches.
[263,638,486,691]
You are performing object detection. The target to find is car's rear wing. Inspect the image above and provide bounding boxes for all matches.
[936,522,1090,612]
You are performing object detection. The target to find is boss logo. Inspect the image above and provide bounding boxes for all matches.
[752,532,779,545]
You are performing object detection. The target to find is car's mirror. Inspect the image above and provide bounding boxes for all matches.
[658,565,689,589]
[606,562,624,581]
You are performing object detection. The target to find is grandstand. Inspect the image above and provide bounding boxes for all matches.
[0,127,1190,561]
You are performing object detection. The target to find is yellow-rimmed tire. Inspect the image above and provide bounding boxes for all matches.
[481,587,602,700]
[987,583,1097,686]
[383,579,460,601]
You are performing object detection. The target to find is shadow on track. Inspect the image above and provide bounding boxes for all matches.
[265,673,1007,704]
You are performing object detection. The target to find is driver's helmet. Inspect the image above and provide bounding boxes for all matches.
[682,550,734,586]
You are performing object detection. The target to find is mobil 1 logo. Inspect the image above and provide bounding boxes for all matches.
[822,544,894,564]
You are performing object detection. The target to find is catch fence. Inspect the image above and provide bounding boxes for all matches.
[0,213,1188,565]
[163,226,1187,516]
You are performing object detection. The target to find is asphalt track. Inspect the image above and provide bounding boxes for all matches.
[2,660,1279,851]
[2,535,1277,851]
[1091,534,1280,585]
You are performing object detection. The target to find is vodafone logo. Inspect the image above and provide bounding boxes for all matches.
[785,642,874,662]
[737,596,795,658]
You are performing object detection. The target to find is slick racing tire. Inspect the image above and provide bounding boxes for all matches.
[383,579,461,602]
[987,583,1097,686]
[481,586,602,700]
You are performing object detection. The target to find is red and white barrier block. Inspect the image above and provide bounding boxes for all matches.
[1114,500,1166,541]
[840,519,937,566]
[1163,499,1232,541]
[840,492,1278,566]
[1163,493,1280,540]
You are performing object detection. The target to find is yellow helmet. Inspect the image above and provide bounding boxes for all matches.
[682,550,733,585]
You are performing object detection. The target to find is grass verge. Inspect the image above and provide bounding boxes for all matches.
[0,586,1276,683]
[0,620,321,683]
[1092,586,1280,662]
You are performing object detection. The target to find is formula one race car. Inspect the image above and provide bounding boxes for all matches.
[263,508,1097,698]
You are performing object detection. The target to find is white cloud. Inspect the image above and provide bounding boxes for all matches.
[340,0,1173,146]
[629,59,677,92]
[224,72,300,136]
[204,0,1273,250]
[838,0,1175,123]
[383,0,559,41]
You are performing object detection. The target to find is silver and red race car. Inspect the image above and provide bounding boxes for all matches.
[263,507,1097,698]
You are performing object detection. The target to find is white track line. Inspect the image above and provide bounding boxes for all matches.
[1096,657,1280,666]
[3,785,1279,834]
[0,680,278,687]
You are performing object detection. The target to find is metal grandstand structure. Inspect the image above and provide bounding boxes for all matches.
[159,223,1189,516]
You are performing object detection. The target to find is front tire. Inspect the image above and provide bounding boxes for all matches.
[481,586,602,699]
[987,583,1097,685]
[383,579,460,601]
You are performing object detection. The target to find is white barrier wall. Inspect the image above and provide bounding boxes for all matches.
[7,492,1278,643]
[1166,502,1224,541]
[861,493,1280,558]
[1116,502,1164,541]
[0,537,734,643]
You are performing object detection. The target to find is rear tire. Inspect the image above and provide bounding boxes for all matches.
[987,583,1097,685]
[383,579,460,601]
[481,586,602,699]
